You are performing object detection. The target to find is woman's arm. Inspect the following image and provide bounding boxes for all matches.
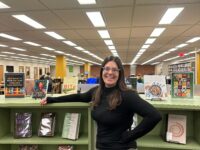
[121,91,162,142]
[40,86,97,105]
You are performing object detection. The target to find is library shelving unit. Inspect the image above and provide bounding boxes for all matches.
[137,95,200,150]
[0,98,92,150]
[168,62,195,75]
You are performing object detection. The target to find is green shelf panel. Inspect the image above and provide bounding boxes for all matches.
[137,135,200,149]
[0,98,90,108]
[0,134,88,145]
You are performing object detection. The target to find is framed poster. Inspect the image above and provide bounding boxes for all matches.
[25,66,30,79]
[171,72,194,98]
[45,68,50,74]
[34,67,38,79]
[6,66,14,72]
[19,66,24,73]
[4,73,25,98]
[39,67,43,76]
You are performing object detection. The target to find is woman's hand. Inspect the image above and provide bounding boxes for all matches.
[40,99,47,105]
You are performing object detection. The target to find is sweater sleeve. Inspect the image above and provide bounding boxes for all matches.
[121,90,162,143]
[47,86,97,103]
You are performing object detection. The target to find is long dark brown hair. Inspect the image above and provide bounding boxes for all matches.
[92,56,129,110]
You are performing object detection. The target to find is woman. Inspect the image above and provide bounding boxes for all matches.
[40,56,162,150]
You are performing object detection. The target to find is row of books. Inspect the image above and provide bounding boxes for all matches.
[15,112,81,140]
[4,72,78,98]
[19,145,73,150]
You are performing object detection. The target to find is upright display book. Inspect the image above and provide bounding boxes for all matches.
[62,77,78,94]
[62,113,81,140]
[143,75,167,100]
[14,112,32,138]
[4,73,25,98]
[58,145,74,150]
[25,79,35,96]
[38,112,56,137]
[19,145,38,150]
[166,114,187,144]
[171,72,194,98]
[32,80,49,99]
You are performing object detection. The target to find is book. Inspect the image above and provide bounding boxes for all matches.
[62,77,78,94]
[25,79,35,96]
[19,145,38,150]
[166,114,187,144]
[171,72,194,98]
[144,75,167,100]
[4,73,25,98]
[38,112,56,137]
[58,145,74,150]
[62,113,81,140]
[14,112,32,138]
[32,80,49,99]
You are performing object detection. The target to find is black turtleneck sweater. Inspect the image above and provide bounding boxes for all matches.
[47,86,162,150]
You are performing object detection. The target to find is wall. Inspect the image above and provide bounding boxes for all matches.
[136,65,155,76]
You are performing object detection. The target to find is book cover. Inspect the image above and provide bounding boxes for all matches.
[38,112,56,137]
[171,72,194,98]
[19,145,38,150]
[62,113,81,140]
[25,79,35,96]
[4,73,25,98]
[166,114,187,144]
[58,145,74,150]
[32,80,49,99]
[14,112,32,138]
[144,75,167,100]
[62,77,78,94]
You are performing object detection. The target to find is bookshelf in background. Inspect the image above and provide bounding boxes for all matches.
[168,62,195,75]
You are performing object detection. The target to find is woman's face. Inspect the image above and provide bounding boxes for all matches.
[102,61,120,88]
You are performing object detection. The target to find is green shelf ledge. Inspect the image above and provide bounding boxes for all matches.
[137,135,200,149]
[0,134,88,145]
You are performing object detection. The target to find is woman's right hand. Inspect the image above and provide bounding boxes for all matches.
[40,99,47,105]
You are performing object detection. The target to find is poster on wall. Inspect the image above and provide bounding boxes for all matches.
[19,66,24,73]
[171,72,194,98]
[25,66,30,79]
[34,67,38,79]
[69,66,73,73]
[4,73,25,98]
[144,75,167,100]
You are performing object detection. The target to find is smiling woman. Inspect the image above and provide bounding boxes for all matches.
[40,56,162,150]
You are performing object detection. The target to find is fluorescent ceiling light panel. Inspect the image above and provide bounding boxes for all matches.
[75,46,84,51]
[77,0,96,5]
[42,47,55,51]
[0,2,10,8]
[12,15,46,29]
[108,46,115,50]
[2,51,15,54]
[142,45,150,49]
[98,30,110,39]
[45,31,65,40]
[24,41,41,46]
[0,44,8,47]
[176,43,188,48]
[159,7,184,24]
[11,47,26,51]
[0,33,22,41]
[186,37,200,43]
[63,41,77,46]
[168,48,177,52]
[145,38,156,44]
[104,40,113,45]
[55,51,64,54]
[150,28,166,37]
[86,12,105,27]
[18,54,28,56]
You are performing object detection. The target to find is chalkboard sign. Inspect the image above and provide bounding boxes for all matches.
[4,73,25,98]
